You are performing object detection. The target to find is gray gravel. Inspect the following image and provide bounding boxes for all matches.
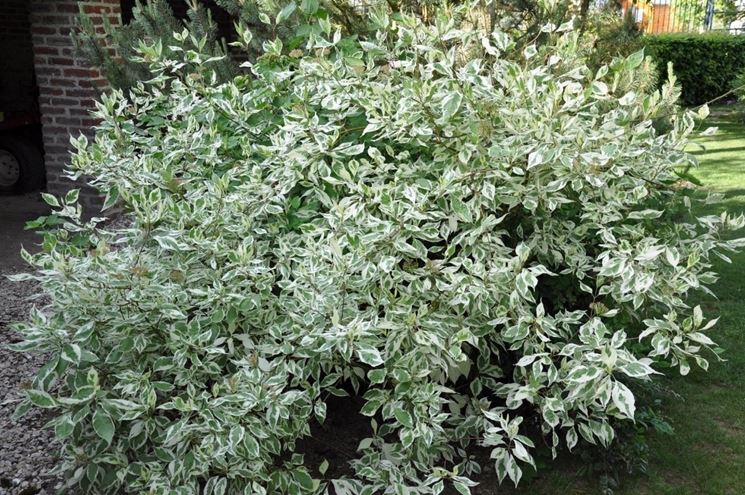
[0,194,62,495]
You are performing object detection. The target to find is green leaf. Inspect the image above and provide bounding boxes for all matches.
[55,415,76,438]
[693,305,704,327]
[205,477,227,495]
[451,196,473,223]
[368,369,387,384]
[512,441,533,467]
[314,400,327,422]
[360,399,383,417]
[515,270,538,301]
[27,389,56,408]
[293,469,315,491]
[92,408,115,444]
[276,2,297,24]
[61,343,82,365]
[441,92,463,120]
[394,408,414,428]
[620,361,656,378]
[611,381,636,419]
[102,186,119,210]
[300,0,319,14]
[229,425,245,447]
[64,189,80,204]
[13,400,32,419]
[33,356,59,390]
[356,345,384,367]
[566,428,578,450]
[41,193,59,207]
[567,366,602,384]
[453,480,471,495]
[244,435,260,457]
[627,48,645,69]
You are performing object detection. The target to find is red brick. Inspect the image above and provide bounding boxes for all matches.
[89,78,107,88]
[53,134,77,145]
[44,145,71,154]
[49,57,76,66]
[40,106,68,116]
[55,117,82,126]
[51,98,80,106]
[33,46,60,55]
[82,5,112,14]
[42,36,75,47]
[42,15,69,24]
[33,63,63,75]
[29,0,121,203]
[64,88,95,98]
[64,68,96,78]
[48,78,77,87]
[43,127,69,135]
[31,26,56,35]
[68,107,93,116]
[54,4,80,13]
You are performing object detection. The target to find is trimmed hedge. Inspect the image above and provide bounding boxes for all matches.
[644,33,745,106]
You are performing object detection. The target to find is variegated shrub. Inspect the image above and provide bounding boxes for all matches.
[11,6,744,495]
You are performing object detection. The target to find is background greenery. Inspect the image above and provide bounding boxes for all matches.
[644,33,745,106]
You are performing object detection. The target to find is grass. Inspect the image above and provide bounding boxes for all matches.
[620,105,745,495]
[508,105,745,495]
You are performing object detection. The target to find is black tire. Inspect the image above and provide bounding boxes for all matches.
[0,134,45,194]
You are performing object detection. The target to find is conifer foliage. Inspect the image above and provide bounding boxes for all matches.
[73,0,367,91]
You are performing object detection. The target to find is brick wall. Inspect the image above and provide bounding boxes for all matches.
[29,0,121,202]
[0,0,36,114]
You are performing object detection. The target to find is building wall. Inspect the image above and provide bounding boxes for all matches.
[28,0,121,201]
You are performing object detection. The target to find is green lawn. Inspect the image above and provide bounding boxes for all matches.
[618,105,745,494]
[507,105,745,495]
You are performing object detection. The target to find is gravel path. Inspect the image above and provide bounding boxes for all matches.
[0,194,62,495]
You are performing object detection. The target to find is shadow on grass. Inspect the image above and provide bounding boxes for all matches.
[691,144,745,156]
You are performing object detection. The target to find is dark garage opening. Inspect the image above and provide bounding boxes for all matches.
[0,0,45,194]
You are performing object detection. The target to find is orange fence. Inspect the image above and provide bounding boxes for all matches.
[619,0,744,33]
